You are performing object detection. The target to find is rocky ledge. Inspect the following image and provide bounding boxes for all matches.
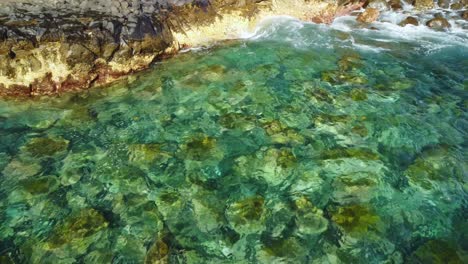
[0,0,361,97]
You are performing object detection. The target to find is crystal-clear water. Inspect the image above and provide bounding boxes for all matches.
[0,16,467,263]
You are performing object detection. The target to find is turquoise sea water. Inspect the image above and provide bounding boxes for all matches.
[0,16,467,263]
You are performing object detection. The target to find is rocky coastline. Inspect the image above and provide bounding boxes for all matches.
[0,0,466,97]
[0,0,348,97]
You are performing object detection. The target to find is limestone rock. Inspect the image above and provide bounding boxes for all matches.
[356,8,380,23]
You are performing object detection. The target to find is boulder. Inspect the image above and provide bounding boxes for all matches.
[356,8,380,23]
[463,10,468,20]
[414,0,435,10]
[389,0,403,10]
[426,17,451,30]
[437,0,450,8]
[367,0,390,11]
[399,16,419,26]
[450,2,463,9]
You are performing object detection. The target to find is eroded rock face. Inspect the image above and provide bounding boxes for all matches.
[0,0,344,96]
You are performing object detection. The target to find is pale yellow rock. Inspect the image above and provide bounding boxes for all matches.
[0,43,71,88]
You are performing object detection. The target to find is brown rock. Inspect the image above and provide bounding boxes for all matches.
[389,0,403,10]
[426,17,451,30]
[450,2,463,9]
[414,0,435,10]
[399,16,419,26]
[356,8,380,23]
[437,0,450,8]
[463,10,468,20]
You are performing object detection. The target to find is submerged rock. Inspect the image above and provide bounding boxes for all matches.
[46,208,108,248]
[330,204,381,234]
[356,8,380,23]
[409,240,463,263]
[226,196,266,235]
[22,137,69,158]
[426,17,451,30]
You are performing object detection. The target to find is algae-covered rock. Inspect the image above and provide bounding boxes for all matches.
[349,88,368,101]
[294,197,328,236]
[60,152,95,186]
[331,204,381,234]
[226,195,266,235]
[409,240,463,264]
[22,137,69,158]
[180,135,218,161]
[46,208,108,248]
[320,147,379,160]
[20,176,59,195]
[145,239,169,264]
[405,146,464,190]
[257,237,306,262]
[2,159,42,179]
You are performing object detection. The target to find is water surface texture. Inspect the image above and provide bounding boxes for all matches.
[0,17,467,263]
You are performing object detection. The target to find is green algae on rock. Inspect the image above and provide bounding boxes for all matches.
[0,14,467,263]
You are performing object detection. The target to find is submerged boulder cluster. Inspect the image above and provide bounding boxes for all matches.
[0,26,466,262]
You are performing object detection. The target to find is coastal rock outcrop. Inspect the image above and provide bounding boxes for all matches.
[0,0,351,96]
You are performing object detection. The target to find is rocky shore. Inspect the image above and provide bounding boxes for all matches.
[0,0,348,97]
[0,0,466,97]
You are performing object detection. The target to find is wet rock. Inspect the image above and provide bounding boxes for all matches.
[414,0,435,10]
[2,159,41,179]
[399,16,419,26]
[294,197,328,236]
[426,17,451,30]
[349,88,368,101]
[388,0,403,10]
[409,240,463,263]
[180,135,218,161]
[463,10,468,20]
[20,176,59,194]
[22,137,69,158]
[367,0,390,11]
[46,208,108,248]
[356,8,380,23]
[226,196,266,235]
[320,147,379,160]
[437,0,450,8]
[450,2,463,9]
[330,204,381,234]
[145,238,169,264]
[405,146,463,190]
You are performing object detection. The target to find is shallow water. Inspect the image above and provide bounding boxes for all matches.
[0,16,467,263]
